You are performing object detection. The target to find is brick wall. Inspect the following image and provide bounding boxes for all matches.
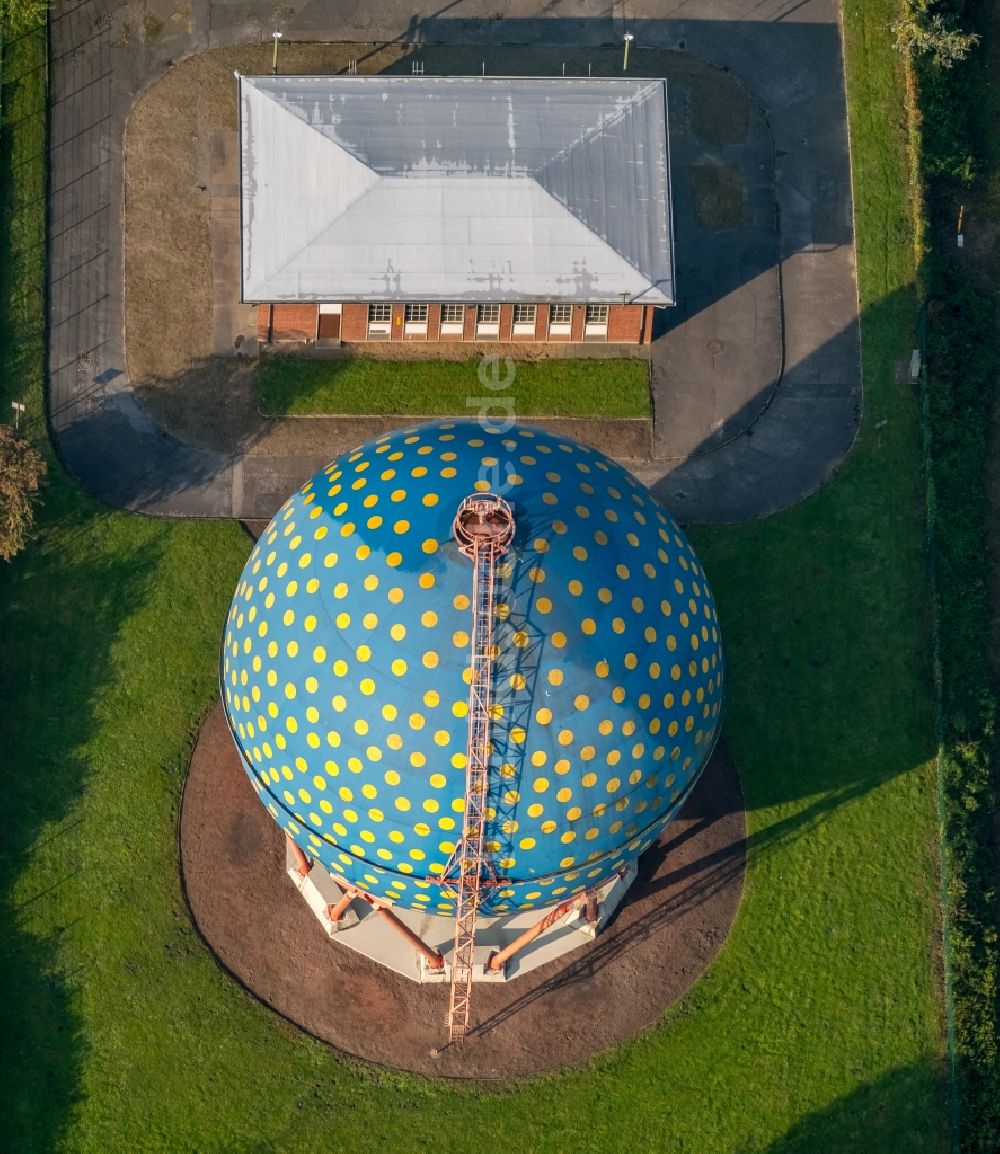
[607,304,645,344]
[266,300,656,344]
[341,304,368,341]
[498,304,514,343]
[270,304,317,342]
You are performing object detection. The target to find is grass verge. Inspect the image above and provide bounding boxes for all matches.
[0,8,950,1152]
[258,354,651,418]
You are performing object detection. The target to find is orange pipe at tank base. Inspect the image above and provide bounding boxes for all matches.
[286,833,312,877]
[487,900,576,974]
[346,887,446,971]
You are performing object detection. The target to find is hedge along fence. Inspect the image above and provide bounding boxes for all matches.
[903,0,1000,1148]
[924,253,1000,1153]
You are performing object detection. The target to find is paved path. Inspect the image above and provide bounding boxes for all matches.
[48,0,860,524]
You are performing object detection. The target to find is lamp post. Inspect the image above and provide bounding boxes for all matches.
[272,30,283,74]
[623,31,634,72]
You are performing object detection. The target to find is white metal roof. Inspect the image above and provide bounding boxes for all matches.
[238,75,674,306]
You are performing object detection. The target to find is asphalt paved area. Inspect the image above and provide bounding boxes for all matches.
[48,0,860,523]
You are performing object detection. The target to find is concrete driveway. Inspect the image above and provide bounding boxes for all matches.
[47,0,860,523]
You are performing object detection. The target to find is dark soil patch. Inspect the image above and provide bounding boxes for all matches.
[180,701,746,1078]
[691,163,746,231]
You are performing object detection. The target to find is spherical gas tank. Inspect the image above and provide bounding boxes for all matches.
[222,420,724,916]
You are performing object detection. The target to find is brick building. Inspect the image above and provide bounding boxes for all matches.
[238,74,674,347]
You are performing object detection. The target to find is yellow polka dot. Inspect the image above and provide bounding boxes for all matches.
[574,694,590,711]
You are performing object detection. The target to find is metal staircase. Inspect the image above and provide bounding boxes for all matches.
[445,494,515,1042]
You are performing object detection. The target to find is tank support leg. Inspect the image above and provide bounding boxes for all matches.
[326,891,355,923]
[286,833,312,877]
[350,890,446,971]
[486,899,575,973]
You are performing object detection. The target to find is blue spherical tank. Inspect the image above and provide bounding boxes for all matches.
[221,420,724,915]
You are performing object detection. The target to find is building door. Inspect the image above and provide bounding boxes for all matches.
[318,303,342,339]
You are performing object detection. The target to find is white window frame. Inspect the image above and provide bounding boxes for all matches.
[440,303,465,336]
[404,302,428,335]
[584,303,609,341]
[512,303,537,338]
[367,302,392,339]
[476,303,501,338]
[549,303,572,337]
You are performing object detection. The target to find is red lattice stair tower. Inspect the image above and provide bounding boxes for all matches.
[444,493,515,1042]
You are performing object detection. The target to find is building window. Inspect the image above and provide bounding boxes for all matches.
[404,303,428,323]
[551,304,573,325]
[441,304,465,325]
[368,303,391,323]
[477,304,501,325]
[585,304,609,324]
[513,304,536,326]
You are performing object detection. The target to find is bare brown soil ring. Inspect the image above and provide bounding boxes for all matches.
[180,700,746,1078]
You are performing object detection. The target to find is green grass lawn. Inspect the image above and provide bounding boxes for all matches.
[0,4,949,1151]
[259,353,651,417]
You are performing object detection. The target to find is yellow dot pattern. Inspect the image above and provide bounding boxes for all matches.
[222,420,724,914]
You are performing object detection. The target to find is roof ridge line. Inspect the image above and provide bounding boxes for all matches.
[251,86,382,290]
[528,181,658,298]
[527,80,662,180]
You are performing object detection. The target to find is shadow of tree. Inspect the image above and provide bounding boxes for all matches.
[0,504,165,1150]
[766,1059,949,1153]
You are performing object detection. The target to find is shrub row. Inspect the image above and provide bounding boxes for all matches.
[910,3,1000,1147]
[924,253,1000,1150]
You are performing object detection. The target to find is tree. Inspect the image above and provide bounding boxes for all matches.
[0,0,48,33]
[893,2,980,69]
[0,423,46,562]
